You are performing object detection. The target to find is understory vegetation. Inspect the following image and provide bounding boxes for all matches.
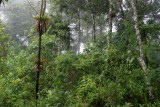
[0,26,160,106]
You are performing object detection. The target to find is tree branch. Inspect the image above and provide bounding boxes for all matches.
[26,0,39,15]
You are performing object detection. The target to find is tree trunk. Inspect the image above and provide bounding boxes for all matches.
[36,0,46,105]
[118,0,125,30]
[108,0,113,48]
[99,16,103,36]
[118,0,124,19]
[77,9,81,53]
[86,26,89,42]
[131,0,154,101]
[67,33,71,51]
[93,14,96,42]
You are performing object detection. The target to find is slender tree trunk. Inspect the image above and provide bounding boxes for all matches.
[67,32,71,51]
[99,16,103,36]
[108,0,113,48]
[118,0,125,29]
[77,9,81,53]
[86,26,89,42]
[131,0,154,101]
[36,0,46,105]
[131,0,147,75]
[100,24,102,35]
[93,14,96,42]
[36,2,42,102]
[118,0,128,46]
[118,0,124,19]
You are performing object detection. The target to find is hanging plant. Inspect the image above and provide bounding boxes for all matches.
[33,59,47,72]
[33,15,51,34]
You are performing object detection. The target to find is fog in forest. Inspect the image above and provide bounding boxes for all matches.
[0,0,160,106]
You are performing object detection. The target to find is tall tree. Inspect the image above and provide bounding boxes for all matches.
[35,0,47,105]
[77,9,81,53]
[92,14,96,42]
[107,0,113,48]
[131,0,154,101]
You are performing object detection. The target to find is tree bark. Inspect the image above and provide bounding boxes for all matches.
[93,14,96,42]
[131,0,154,101]
[108,0,113,48]
[77,9,81,53]
[118,0,124,19]
[36,0,46,105]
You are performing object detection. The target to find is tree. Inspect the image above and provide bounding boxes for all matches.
[48,14,71,53]
[107,0,113,48]
[51,0,109,53]
[131,0,154,101]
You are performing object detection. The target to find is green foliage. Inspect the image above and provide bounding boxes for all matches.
[0,19,11,58]
[47,14,72,51]
[0,51,35,106]
[0,0,160,106]
[33,15,51,21]
[145,44,160,67]
[1,39,160,106]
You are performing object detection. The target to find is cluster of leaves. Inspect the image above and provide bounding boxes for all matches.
[0,51,36,106]
[33,15,51,22]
